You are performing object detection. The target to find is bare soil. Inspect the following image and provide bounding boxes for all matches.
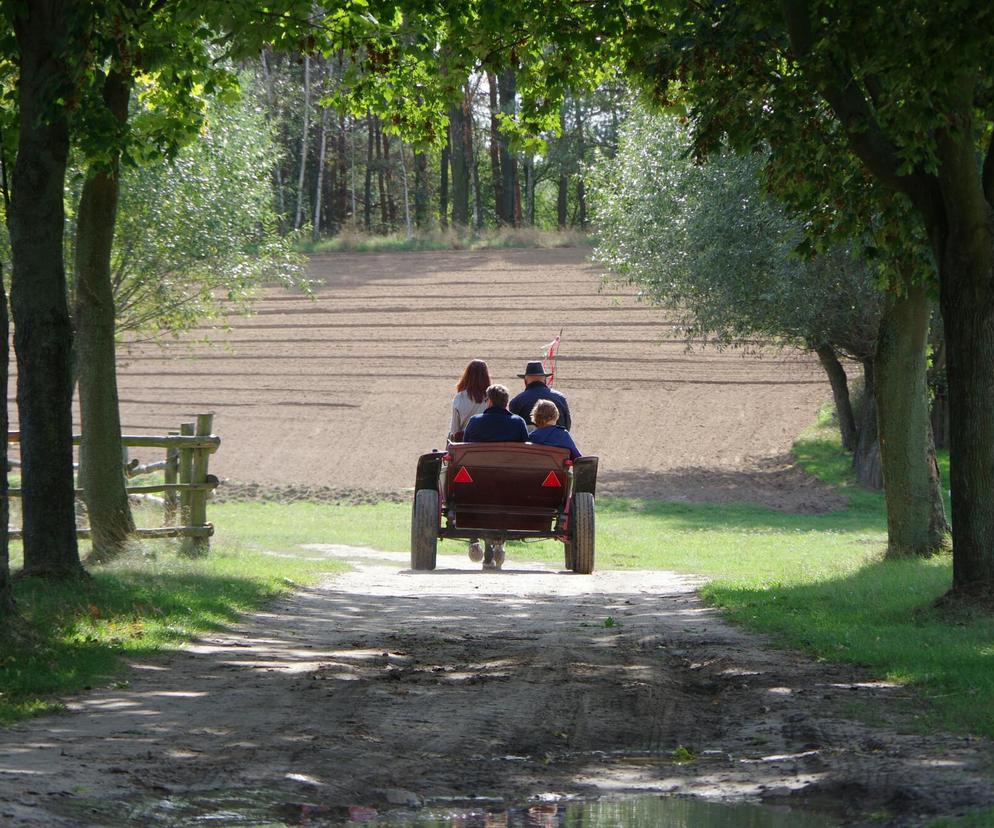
[100,247,840,512]
[1,548,991,826]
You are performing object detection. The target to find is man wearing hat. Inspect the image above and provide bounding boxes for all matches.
[509,361,572,431]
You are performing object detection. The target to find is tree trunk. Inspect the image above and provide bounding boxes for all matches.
[462,87,481,230]
[348,115,358,224]
[382,131,396,227]
[936,194,994,596]
[9,1,82,578]
[312,104,329,242]
[448,102,470,227]
[853,358,883,490]
[439,130,449,229]
[0,261,11,617]
[413,150,428,229]
[524,155,535,226]
[375,119,387,231]
[74,68,136,561]
[557,103,568,229]
[260,49,287,230]
[497,68,518,227]
[363,111,373,231]
[814,343,857,452]
[293,53,310,231]
[875,284,949,556]
[574,96,587,228]
[335,113,348,231]
[487,72,503,223]
[471,146,484,230]
[398,142,413,240]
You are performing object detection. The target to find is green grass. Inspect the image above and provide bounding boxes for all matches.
[930,808,994,827]
[0,537,343,724]
[295,226,592,254]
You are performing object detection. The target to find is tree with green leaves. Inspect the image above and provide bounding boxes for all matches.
[606,0,986,586]
[590,109,948,555]
[362,0,980,590]
[79,86,302,344]
[2,0,84,579]
[0,0,389,574]
[589,111,882,420]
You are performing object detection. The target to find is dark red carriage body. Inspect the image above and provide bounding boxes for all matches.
[411,442,598,573]
[445,442,570,534]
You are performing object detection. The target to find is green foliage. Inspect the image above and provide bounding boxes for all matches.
[589,109,881,356]
[611,1,955,292]
[930,809,994,828]
[70,87,305,340]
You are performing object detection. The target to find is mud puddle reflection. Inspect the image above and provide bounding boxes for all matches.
[57,789,839,826]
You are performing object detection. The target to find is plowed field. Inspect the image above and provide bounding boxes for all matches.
[107,247,833,508]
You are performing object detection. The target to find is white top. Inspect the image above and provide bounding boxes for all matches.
[450,390,487,438]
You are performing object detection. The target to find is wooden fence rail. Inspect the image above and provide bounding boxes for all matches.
[7,414,219,553]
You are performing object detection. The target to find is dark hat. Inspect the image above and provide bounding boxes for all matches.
[517,360,552,378]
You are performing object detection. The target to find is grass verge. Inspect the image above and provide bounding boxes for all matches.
[0,538,342,724]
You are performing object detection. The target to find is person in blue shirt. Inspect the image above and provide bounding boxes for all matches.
[463,384,530,443]
[527,399,581,460]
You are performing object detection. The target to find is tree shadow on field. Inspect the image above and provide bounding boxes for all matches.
[597,460,848,515]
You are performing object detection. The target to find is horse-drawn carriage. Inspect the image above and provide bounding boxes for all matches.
[411,442,599,573]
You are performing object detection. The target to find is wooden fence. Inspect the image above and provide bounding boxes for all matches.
[8,413,220,554]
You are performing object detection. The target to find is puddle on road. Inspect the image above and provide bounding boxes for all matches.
[58,789,840,827]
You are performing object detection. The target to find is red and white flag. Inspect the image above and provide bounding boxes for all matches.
[542,331,562,386]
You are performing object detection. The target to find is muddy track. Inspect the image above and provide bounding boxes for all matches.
[1,548,991,826]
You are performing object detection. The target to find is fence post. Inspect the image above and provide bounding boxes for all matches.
[182,413,213,556]
[163,431,179,526]
[178,421,195,546]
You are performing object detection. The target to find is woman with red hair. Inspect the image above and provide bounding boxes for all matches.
[449,359,491,442]
[449,359,492,565]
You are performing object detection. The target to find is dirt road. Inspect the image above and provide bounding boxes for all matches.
[1,548,990,825]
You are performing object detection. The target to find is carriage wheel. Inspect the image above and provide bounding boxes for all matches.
[570,492,595,574]
[411,489,439,571]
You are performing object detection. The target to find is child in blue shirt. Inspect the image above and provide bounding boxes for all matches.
[528,400,581,460]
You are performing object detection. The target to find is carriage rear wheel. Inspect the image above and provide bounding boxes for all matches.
[570,492,595,574]
[411,489,439,571]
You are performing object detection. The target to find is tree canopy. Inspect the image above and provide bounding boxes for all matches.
[590,109,881,357]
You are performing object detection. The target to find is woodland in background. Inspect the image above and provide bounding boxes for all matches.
[254,51,627,238]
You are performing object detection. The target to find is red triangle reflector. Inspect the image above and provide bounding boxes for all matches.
[541,471,562,488]
[452,466,473,484]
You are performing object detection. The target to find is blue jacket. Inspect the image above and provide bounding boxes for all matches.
[529,425,582,460]
[509,381,572,430]
[463,407,529,443]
